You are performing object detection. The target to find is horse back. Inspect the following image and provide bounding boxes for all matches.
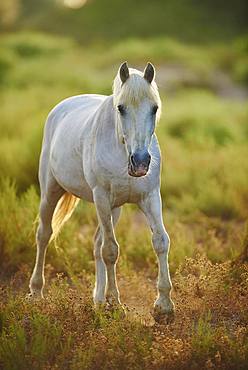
[44,94,107,140]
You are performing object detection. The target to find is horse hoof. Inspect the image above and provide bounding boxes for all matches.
[94,301,126,319]
[152,304,175,324]
[26,291,43,300]
[152,310,175,324]
[105,302,126,318]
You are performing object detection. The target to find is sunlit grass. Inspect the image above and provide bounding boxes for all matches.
[1,258,247,369]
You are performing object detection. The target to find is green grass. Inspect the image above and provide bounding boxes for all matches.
[0,278,153,370]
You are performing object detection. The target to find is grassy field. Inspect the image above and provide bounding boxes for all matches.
[0,30,248,369]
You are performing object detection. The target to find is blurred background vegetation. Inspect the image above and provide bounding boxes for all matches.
[0,0,248,279]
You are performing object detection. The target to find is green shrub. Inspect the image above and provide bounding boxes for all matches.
[0,48,14,85]
[0,180,39,274]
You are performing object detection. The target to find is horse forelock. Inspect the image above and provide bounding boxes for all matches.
[113,68,161,115]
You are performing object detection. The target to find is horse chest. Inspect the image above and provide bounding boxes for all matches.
[110,180,135,206]
[103,175,156,207]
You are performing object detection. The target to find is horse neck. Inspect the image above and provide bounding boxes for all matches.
[93,95,123,148]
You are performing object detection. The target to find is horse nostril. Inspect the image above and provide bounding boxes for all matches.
[130,154,136,167]
[147,153,151,165]
[130,151,151,169]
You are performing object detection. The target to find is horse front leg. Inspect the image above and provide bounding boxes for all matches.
[93,207,121,304]
[139,188,175,321]
[93,187,121,306]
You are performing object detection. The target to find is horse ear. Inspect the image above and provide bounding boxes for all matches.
[144,62,155,83]
[119,61,129,84]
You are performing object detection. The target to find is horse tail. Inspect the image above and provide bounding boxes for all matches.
[51,193,79,240]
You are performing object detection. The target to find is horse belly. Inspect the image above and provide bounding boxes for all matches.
[50,130,94,201]
[50,156,93,201]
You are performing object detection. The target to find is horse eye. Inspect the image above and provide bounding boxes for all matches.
[152,105,158,115]
[117,104,126,115]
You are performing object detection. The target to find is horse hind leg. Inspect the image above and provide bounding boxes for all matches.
[93,207,121,304]
[29,177,65,298]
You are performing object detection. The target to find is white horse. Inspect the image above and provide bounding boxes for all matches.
[29,62,175,321]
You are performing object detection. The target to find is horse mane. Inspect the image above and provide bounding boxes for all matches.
[112,68,161,120]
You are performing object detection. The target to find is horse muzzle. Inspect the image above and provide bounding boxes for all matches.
[128,150,151,177]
